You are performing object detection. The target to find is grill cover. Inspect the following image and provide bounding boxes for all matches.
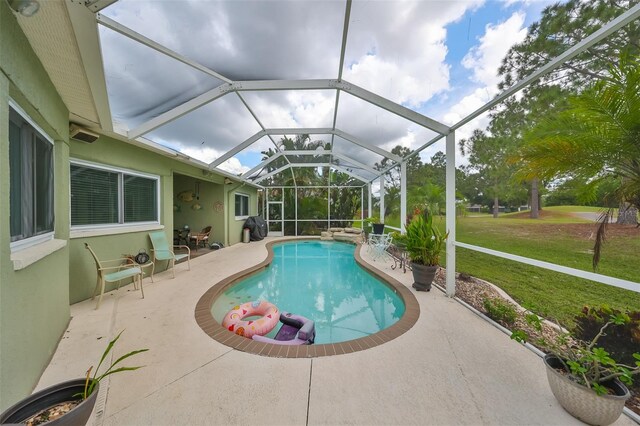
[243,216,268,241]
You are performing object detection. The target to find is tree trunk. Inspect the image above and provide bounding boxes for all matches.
[616,202,638,225]
[493,196,499,218]
[538,192,542,211]
[530,178,539,219]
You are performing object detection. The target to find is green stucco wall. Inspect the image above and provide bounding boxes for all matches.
[227,186,259,245]
[68,135,250,303]
[173,174,225,244]
[0,4,71,411]
[1,4,259,410]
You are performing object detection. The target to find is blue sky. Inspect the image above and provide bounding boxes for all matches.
[429,0,555,119]
[101,0,561,174]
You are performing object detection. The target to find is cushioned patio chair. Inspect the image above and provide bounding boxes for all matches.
[149,230,191,278]
[189,225,212,252]
[85,243,143,310]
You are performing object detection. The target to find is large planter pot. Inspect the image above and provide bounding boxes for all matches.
[371,223,385,234]
[0,379,99,426]
[544,354,630,426]
[411,263,438,291]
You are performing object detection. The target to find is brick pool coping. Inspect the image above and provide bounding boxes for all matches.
[194,238,420,357]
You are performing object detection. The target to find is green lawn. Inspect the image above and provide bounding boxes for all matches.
[544,205,610,213]
[426,208,640,327]
[452,249,639,327]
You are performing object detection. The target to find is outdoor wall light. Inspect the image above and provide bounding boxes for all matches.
[7,0,40,16]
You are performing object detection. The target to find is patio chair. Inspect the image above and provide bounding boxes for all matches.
[368,233,393,261]
[365,232,382,253]
[84,243,143,310]
[189,225,212,252]
[149,230,191,278]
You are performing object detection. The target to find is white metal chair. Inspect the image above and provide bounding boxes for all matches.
[368,233,393,261]
[85,243,143,310]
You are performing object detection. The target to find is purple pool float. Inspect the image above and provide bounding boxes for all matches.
[252,312,315,345]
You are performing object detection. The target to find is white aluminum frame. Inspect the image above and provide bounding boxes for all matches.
[88,3,640,298]
[266,184,365,236]
[126,79,449,140]
[211,128,401,172]
[266,200,284,236]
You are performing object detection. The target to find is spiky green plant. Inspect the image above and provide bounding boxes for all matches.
[81,330,148,399]
[404,209,448,266]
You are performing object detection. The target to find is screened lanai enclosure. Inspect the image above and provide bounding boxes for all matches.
[260,184,368,237]
[95,0,454,238]
[31,0,639,297]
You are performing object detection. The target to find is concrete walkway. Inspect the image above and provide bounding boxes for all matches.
[36,238,634,425]
[572,211,618,222]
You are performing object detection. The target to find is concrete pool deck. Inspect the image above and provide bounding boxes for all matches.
[35,237,635,425]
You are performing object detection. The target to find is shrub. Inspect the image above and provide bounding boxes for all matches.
[512,310,640,395]
[483,298,518,327]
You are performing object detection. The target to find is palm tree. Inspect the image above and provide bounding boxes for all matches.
[516,53,640,268]
[259,135,329,186]
[408,183,445,217]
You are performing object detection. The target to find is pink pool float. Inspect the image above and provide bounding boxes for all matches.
[222,300,279,338]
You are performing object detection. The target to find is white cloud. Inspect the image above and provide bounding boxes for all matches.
[217,158,250,175]
[290,91,336,129]
[177,148,252,175]
[179,146,221,164]
[443,87,493,129]
[344,49,449,109]
[103,1,344,81]
[343,1,484,108]
[241,90,335,129]
[500,0,533,7]
[462,11,527,88]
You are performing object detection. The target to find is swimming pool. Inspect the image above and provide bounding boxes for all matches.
[211,241,405,344]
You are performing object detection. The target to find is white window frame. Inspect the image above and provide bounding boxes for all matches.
[69,158,161,231]
[9,99,55,253]
[234,192,250,220]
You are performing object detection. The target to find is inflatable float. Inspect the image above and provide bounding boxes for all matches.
[252,312,315,345]
[222,300,279,338]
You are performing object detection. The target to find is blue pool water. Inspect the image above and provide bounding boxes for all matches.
[211,241,405,344]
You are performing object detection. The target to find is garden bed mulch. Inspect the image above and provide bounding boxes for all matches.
[431,268,640,417]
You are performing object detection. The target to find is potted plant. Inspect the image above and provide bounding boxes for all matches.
[364,216,385,235]
[1,331,147,426]
[403,210,447,291]
[512,312,640,425]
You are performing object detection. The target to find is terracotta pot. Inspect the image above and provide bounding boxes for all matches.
[411,263,438,291]
[0,379,99,426]
[544,354,629,426]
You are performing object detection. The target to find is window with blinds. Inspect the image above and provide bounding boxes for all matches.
[124,175,157,222]
[70,162,159,227]
[235,193,249,218]
[9,105,55,244]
